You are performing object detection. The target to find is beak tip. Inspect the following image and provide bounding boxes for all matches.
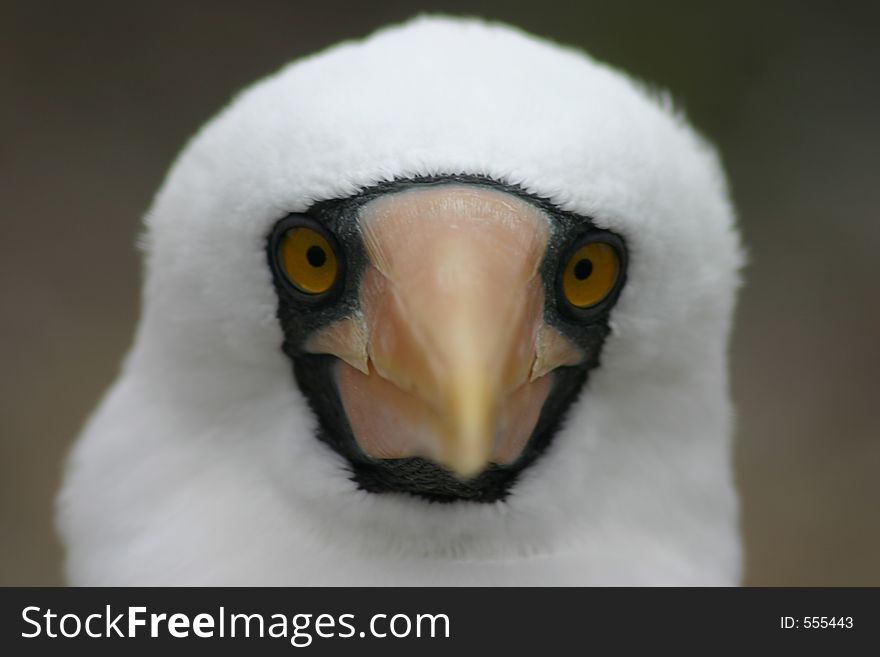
[440,444,492,481]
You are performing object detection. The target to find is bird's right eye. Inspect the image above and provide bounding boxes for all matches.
[272,216,343,298]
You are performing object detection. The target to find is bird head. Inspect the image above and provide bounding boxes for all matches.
[65,17,743,580]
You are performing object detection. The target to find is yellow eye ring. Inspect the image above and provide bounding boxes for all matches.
[278,223,340,296]
[561,240,621,309]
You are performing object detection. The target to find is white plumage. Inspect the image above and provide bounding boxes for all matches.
[57,16,743,585]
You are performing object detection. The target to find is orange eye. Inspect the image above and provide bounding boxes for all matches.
[561,241,620,309]
[279,226,339,295]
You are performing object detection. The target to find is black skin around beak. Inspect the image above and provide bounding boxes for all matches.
[267,174,627,503]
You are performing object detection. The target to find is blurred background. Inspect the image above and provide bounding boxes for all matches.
[2,0,877,585]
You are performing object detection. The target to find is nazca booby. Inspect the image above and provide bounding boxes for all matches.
[57,16,743,585]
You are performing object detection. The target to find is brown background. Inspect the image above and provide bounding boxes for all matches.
[2,1,878,585]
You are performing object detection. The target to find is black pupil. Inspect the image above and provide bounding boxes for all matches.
[306,245,327,268]
[574,258,593,280]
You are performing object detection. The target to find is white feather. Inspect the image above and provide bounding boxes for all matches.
[57,16,743,585]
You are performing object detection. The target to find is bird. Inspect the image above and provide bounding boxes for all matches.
[57,16,743,585]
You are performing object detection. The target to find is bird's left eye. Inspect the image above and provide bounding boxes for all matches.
[559,235,623,312]
[272,216,342,298]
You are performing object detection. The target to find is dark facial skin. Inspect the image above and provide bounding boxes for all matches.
[267,175,628,503]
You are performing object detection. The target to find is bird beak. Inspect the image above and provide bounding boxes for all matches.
[306,185,582,478]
